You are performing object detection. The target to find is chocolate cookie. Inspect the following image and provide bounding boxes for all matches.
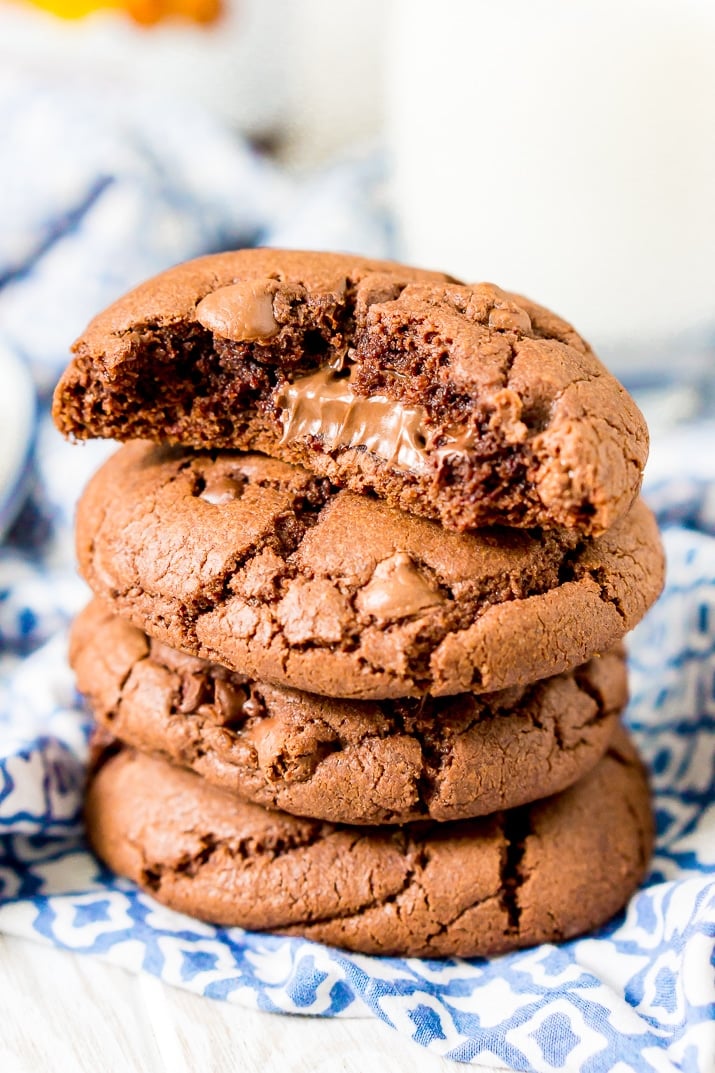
[53,249,648,535]
[85,729,653,958]
[71,600,626,825]
[75,443,664,700]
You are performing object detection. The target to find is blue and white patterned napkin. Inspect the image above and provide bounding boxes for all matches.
[0,63,713,1073]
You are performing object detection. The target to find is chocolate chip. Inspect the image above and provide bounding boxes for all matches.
[178,673,208,713]
[213,679,250,725]
[200,474,246,505]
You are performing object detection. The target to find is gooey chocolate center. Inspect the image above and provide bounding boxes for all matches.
[275,367,432,472]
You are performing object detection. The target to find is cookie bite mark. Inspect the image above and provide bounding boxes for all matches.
[53,249,649,535]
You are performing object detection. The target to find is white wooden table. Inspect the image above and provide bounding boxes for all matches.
[0,934,507,1073]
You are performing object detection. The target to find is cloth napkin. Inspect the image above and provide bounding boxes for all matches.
[1,65,713,1073]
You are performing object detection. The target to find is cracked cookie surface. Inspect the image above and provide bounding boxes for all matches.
[54,248,648,535]
[72,600,627,824]
[85,728,653,958]
[75,442,664,700]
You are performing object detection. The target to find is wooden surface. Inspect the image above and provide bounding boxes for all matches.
[0,934,505,1073]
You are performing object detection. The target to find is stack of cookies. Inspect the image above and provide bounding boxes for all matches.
[53,251,664,958]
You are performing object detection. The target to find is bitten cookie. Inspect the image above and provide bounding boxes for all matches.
[75,443,664,700]
[72,600,627,825]
[54,249,648,535]
[85,729,654,958]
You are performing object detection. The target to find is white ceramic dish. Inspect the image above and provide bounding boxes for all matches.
[0,341,36,541]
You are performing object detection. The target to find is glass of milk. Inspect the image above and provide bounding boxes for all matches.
[386,0,715,404]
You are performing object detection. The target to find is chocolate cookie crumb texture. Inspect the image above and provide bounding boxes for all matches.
[84,729,654,959]
[74,442,665,700]
[72,600,628,825]
[53,249,648,535]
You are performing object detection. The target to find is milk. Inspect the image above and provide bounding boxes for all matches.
[386,0,715,361]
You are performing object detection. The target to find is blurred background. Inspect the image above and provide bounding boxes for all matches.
[0,0,714,543]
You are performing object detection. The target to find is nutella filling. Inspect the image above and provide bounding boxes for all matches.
[275,367,431,472]
[275,367,476,472]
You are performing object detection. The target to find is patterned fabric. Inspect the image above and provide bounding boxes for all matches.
[0,66,389,392]
[1,63,714,1073]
